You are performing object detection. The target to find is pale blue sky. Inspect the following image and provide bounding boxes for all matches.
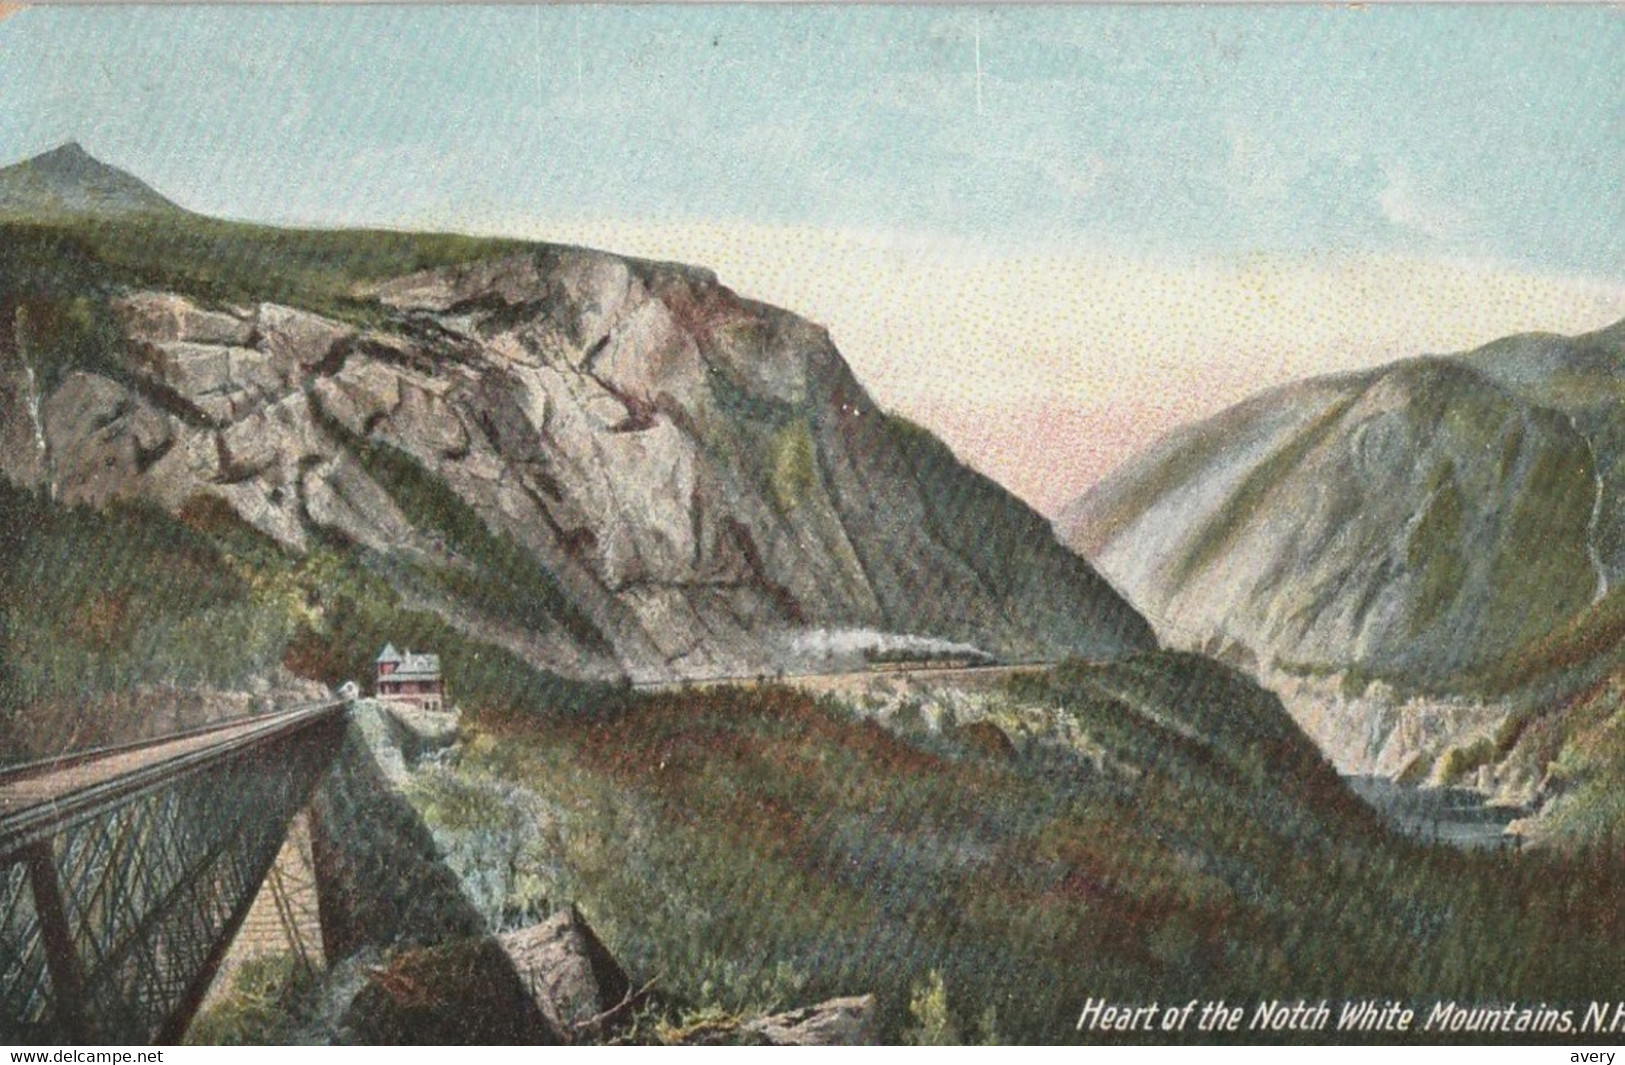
[5,5,1625,510]
[2,4,1622,276]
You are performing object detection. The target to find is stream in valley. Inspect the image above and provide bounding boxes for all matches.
[1346,775,1527,850]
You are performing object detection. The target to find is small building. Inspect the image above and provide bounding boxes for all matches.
[375,643,446,712]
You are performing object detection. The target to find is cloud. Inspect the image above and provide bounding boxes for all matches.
[1379,164,1472,240]
[1222,118,1305,206]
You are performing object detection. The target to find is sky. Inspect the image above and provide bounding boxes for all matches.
[2,4,1624,513]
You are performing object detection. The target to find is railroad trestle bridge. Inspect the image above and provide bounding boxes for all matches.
[0,700,351,1043]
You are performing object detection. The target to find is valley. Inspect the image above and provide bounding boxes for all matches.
[1060,323,1625,839]
[2,141,1624,1043]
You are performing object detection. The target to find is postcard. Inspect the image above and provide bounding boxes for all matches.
[2,3,1624,1047]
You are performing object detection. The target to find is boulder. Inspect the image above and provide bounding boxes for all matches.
[337,938,563,1045]
[742,995,878,1046]
[669,994,878,1046]
[497,905,631,1040]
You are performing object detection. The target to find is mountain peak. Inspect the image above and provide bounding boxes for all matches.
[41,139,91,160]
[0,141,184,218]
[27,141,114,184]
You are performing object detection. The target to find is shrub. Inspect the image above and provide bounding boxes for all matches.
[902,970,960,1045]
[1438,738,1497,784]
[184,954,317,1045]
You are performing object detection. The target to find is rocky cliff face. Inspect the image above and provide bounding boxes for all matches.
[1,233,1153,684]
[1060,321,1625,775]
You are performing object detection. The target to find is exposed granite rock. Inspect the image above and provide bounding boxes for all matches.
[5,247,1156,685]
[0,366,48,487]
[115,290,253,347]
[40,372,170,505]
[216,408,281,482]
[257,303,355,374]
[310,359,401,436]
[382,700,461,754]
[307,717,487,961]
[301,453,419,548]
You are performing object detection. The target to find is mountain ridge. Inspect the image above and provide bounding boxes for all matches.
[1059,316,1625,780]
[0,141,186,218]
[0,145,1154,720]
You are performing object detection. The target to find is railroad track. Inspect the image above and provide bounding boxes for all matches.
[0,699,349,862]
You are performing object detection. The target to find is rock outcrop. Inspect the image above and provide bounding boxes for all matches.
[307,716,488,962]
[300,704,581,1045]
[4,239,1154,683]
